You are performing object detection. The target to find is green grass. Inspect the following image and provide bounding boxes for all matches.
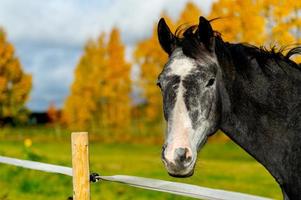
[0,127,282,199]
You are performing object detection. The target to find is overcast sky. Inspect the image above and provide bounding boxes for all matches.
[0,0,214,111]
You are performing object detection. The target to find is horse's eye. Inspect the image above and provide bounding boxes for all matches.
[206,78,215,87]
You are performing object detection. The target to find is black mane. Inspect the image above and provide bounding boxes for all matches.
[173,23,301,74]
[227,43,301,73]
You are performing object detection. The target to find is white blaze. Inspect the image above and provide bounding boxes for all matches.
[164,49,197,163]
[164,48,213,165]
[165,82,193,163]
[168,49,197,77]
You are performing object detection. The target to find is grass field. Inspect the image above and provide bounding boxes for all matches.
[0,127,282,200]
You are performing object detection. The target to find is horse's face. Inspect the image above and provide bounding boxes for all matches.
[157,17,220,177]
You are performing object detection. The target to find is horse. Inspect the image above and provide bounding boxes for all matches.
[156,16,301,200]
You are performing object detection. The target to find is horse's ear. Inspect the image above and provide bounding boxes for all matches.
[157,18,176,55]
[198,16,215,51]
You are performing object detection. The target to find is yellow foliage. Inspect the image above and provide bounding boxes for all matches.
[270,0,301,45]
[63,28,131,130]
[105,28,131,127]
[0,28,32,120]
[177,2,202,26]
[210,0,265,45]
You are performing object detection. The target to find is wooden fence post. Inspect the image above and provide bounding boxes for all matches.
[72,132,90,200]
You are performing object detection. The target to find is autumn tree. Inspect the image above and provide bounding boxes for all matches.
[0,29,32,124]
[63,40,101,129]
[63,28,131,130]
[259,0,301,58]
[209,0,265,45]
[104,28,131,127]
[209,0,301,61]
[176,2,202,26]
[47,102,59,124]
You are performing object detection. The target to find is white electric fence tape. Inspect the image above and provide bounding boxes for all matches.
[0,156,72,176]
[98,175,272,200]
[0,156,272,200]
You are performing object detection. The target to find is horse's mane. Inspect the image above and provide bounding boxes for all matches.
[173,22,301,74]
[228,43,301,72]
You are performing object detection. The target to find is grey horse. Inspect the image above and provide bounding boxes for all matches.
[157,16,301,199]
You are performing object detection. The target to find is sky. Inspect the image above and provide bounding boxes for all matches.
[0,0,214,111]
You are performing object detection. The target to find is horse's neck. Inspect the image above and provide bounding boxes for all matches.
[218,53,301,197]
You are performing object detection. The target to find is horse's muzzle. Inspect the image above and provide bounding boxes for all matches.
[162,145,196,177]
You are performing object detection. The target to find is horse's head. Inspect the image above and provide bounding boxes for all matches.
[157,16,221,177]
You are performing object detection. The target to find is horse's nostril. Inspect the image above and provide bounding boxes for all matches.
[176,148,186,161]
[175,147,191,163]
[186,155,192,162]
